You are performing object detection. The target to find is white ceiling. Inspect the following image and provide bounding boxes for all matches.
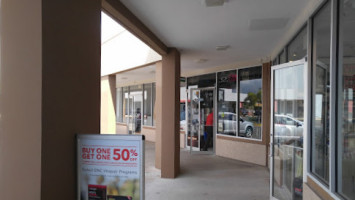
[120,0,319,74]
[116,64,156,87]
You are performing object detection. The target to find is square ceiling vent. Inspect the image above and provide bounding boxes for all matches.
[249,18,289,31]
[204,0,225,7]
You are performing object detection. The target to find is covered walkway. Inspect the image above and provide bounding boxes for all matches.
[145,142,270,200]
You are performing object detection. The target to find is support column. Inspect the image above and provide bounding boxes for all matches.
[41,0,101,199]
[0,1,42,199]
[101,75,117,134]
[0,0,101,199]
[155,62,162,170]
[262,62,272,167]
[155,48,180,178]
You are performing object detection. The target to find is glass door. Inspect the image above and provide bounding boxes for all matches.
[187,88,215,153]
[187,89,201,151]
[127,95,135,134]
[127,92,142,135]
[270,60,306,200]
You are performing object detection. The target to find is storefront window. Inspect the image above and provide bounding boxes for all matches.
[311,1,331,184]
[129,85,143,133]
[217,70,237,136]
[187,73,216,88]
[143,83,153,126]
[337,0,355,199]
[238,66,262,139]
[116,87,123,122]
[279,49,287,64]
[152,83,156,126]
[288,26,307,62]
[122,86,129,123]
[180,78,187,132]
[272,57,279,66]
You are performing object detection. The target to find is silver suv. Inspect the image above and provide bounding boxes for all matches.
[274,114,303,137]
[218,112,254,137]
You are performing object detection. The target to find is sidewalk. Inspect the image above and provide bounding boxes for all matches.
[144,142,270,200]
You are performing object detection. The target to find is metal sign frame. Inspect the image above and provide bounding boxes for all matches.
[77,134,145,200]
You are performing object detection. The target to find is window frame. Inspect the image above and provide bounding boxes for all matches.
[216,65,264,142]
[117,83,156,127]
[143,83,154,127]
[237,65,263,141]
[307,0,351,199]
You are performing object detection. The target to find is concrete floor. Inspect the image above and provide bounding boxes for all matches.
[144,141,270,200]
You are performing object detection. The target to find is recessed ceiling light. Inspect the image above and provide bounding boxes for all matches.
[216,45,230,51]
[195,58,208,63]
[204,0,225,7]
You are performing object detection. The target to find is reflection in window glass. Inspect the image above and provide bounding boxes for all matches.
[116,87,123,122]
[217,70,237,136]
[180,80,187,132]
[288,26,307,62]
[129,85,142,134]
[238,66,262,139]
[279,50,287,64]
[272,57,279,66]
[123,87,129,123]
[143,83,153,126]
[311,2,330,184]
[187,73,216,88]
[273,64,305,200]
[337,0,355,199]
[152,83,156,126]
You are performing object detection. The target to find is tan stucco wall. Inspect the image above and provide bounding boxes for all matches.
[116,123,128,134]
[216,137,267,166]
[0,0,42,199]
[304,177,335,200]
[0,0,101,199]
[303,183,323,200]
[101,75,116,134]
[41,0,101,198]
[142,126,156,142]
[180,131,186,148]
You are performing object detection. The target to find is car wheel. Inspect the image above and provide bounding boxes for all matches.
[246,127,253,138]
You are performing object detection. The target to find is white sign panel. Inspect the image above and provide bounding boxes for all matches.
[77,134,144,200]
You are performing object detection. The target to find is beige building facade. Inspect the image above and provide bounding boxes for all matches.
[1,0,355,200]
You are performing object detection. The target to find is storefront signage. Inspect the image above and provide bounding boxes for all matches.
[77,134,145,200]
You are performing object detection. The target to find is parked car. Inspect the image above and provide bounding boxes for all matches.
[239,117,254,137]
[218,112,254,137]
[274,114,303,137]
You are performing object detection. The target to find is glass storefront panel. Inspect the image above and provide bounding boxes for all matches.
[272,63,305,200]
[122,86,129,123]
[152,83,156,126]
[311,1,331,184]
[238,66,262,139]
[337,0,355,199]
[272,57,279,66]
[180,85,187,132]
[279,50,287,64]
[288,26,307,62]
[116,87,123,122]
[187,73,216,88]
[143,83,153,126]
[217,70,237,136]
[129,85,143,134]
